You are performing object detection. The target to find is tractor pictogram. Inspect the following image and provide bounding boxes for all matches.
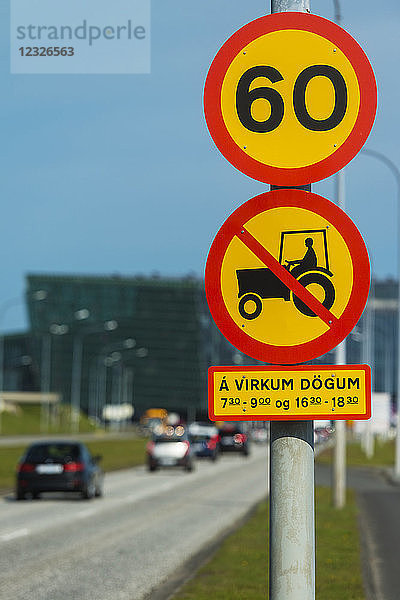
[236,229,335,319]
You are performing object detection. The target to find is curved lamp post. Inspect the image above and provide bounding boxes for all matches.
[100,343,148,428]
[40,323,69,433]
[0,290,48,434]
[70,316,118,432]
[89,338,136,422]
[360,149,400,479]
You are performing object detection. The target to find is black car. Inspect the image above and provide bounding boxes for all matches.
[218,424,250,456]
[188,423,220,461]
[16,441,104,500]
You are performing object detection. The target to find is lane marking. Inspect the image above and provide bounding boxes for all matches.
[239,227,339,327]
[77,509,97,519]
[0,528,29,542]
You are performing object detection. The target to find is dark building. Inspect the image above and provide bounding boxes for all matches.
[2,274,398,420]
[21,273,246,421]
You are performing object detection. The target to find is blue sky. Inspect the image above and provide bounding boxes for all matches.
[1,0,399,331]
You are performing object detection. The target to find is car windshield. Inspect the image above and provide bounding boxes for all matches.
[154,434,188,443]
[25,444,81,463]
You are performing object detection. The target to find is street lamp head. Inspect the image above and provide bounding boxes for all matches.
[32,290,48,301]
[136,347,148,358]
[104,320,118,331]
[50,323,69,335]
[123,338,136,349]
[74,308,90,321]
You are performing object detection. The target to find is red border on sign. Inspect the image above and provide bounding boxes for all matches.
[204,12,377,185]
[205,189,370,364]
[208,365,372,421]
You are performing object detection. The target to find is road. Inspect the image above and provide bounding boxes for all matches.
[0,445,268,600]
[316,463,400,600]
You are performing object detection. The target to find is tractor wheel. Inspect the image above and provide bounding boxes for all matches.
[238,294,262,320]
[293,273,335,317]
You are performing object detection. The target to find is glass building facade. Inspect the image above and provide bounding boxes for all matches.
[2,274,398,419]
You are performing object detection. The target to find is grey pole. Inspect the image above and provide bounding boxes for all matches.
[360,149,400,479]
[40,333,52,433]
[333,168,347,508]
[269,1,314,599]
[364,285,375,458]
[271,0,310,10]
[331,0,347,510]
[71,334,84,432]
[0,296,25,434]
[270,422,315,600]
[70,319,118,432]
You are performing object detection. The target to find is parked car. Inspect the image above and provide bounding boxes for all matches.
[147,425,194,472]
[218,423,250,456]
[188,423,220,461]
[16,441,104,500]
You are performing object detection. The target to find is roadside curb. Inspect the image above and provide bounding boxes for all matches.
[142,497,266,600]
[357,491,386,600]
[379,466,400,486]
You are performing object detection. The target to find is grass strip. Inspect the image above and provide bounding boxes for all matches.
[317,438,394,468]
[0,438,148,491]
[0,404,97,435]
[172,487,365,600]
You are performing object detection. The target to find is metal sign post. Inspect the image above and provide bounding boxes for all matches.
[270,421,314,600]
[203,0,376,598]
[269,2,314,596]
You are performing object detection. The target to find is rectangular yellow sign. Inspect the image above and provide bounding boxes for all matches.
[208,365,371,421]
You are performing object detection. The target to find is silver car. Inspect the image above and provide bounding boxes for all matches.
[146,426,194,472]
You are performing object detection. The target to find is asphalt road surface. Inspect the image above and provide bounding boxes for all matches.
[316,463,400,600]
[0,445,268,600]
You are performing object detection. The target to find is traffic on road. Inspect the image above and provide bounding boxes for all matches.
[0,434,269,600]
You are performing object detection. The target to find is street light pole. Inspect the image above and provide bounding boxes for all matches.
[93,338,136,422]
[330,0,348,511]
[40,324,69,432]
[359,149,400,479]
[70,316,118,433]
[0,297,22,433]
[0,291,47,434]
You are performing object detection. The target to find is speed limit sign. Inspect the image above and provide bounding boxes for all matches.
[204,12,377,185]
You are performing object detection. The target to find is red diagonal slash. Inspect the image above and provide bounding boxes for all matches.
[239,228,339,327]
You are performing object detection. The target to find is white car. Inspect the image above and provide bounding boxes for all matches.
[147,426,194,472]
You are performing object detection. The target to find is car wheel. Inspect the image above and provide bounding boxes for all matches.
[185,461,194,472]
[16,490,26,500]
[82,479,96,500]
[32,492,41,500]
[94,482,103,498]
[148,463,157,472]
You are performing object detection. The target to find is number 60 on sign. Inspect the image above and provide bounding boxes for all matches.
[204,12,377,185]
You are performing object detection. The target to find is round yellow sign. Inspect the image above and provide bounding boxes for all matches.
[221,205,353,347]
[205,190,370,364]
[204,13,377,185]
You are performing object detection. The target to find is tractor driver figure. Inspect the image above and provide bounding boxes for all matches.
[285,237,317,278]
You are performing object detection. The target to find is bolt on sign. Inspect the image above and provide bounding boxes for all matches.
[209,365,371,421]
[204,12,377,185]
[205,188,370,365]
